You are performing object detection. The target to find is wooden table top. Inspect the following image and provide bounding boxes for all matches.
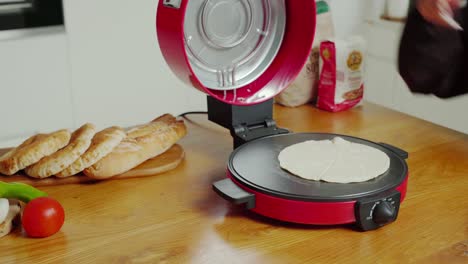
[1,102,467,264]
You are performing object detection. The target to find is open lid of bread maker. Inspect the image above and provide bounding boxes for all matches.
[156,0,316,105]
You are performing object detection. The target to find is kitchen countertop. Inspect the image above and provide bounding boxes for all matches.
[1,102,467,263]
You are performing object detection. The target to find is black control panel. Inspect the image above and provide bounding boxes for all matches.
[355,190,401,231]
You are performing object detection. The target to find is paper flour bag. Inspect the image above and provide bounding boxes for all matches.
[316,37,366,112]
[275,0,334,107]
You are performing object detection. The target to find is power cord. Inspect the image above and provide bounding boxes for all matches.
[177,111,216,131]
[177,111,208,118]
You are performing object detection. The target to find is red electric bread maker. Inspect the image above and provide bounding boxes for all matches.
[156,0,409,231]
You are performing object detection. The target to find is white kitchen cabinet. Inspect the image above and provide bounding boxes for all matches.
[364,56,395,109]
[363,20,402,61]
[363,20,468,134]
[394,74,468,132]
[62,0,206,130]
[328,0,367,38]
[0,26,73,145]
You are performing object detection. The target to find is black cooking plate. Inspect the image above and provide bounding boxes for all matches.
[228,133,408,202]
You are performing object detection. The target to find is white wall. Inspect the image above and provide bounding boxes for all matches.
[63,0,206,131]
[0,1,207,147]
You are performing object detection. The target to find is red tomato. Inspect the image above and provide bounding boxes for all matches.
[22,197,65,238]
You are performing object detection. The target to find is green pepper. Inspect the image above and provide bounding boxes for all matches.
[0,182,47,203]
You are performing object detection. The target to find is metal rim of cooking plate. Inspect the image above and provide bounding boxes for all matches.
[228,133,408,202]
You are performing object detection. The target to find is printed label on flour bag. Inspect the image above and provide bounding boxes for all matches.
[317,37,366,112]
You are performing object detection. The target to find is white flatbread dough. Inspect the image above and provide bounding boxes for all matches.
[278,137,390,183]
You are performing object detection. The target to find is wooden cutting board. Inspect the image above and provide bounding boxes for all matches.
[0,144,184,187]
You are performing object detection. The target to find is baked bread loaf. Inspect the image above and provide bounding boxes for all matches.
[126,114,176,138]
[116,144,184,178]
[0,130,71,175]
[84,118,186,179]
[56,126,126,178]
[25,123,96,178]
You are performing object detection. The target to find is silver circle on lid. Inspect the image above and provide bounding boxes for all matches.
[200,0,253,48]
[184,0,286,91]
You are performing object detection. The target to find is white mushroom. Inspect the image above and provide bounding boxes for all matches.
[0,200,21,238]
[0,198,8,224]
